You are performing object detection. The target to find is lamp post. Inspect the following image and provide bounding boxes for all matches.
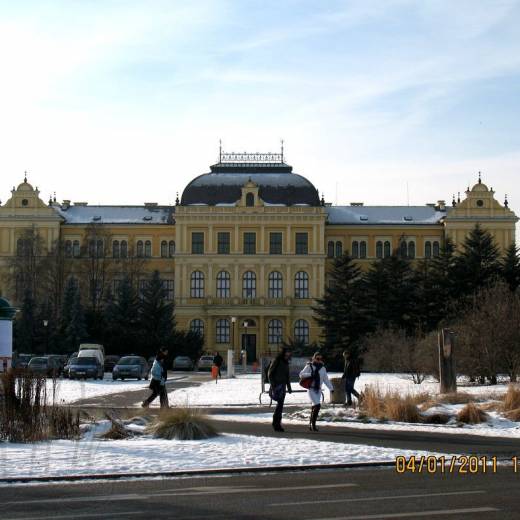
[242,320,249,372]
[229,317,237,378]
[43,319,49,354]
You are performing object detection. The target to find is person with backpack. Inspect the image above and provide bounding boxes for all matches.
[267,348,292,432]
[141,348,169,408]
[341,351,362,406]
[299,352,333,431]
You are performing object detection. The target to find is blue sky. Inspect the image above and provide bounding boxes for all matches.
[0,0,519,218]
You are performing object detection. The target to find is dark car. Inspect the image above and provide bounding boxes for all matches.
[27,356,62,377]
[104,355,121,372]
[113,356,150,380]
[172,356,194,371]
[63,355,78,378]
[68,357,104,380]
[46,355,66,374]
[12,353,34,369]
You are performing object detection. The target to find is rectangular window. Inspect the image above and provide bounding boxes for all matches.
[162,280,174,301]
[243,232,256,255]
[295,232,308,255]
[217,232,230,254]
[191,232,204,254]
[269,232,282,255]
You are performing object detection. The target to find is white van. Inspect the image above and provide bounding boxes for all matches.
[79,343,105,357]
[78,347,104,367]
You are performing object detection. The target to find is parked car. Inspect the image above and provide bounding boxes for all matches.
[68,357,104,380]
[62,355,78,378]
[46,355,66,373]
[12,353,33,369]
[104,355,120,372]
[172,356,194,371]
[27,356,62,377]
[196,355,215,371]
[113,356,150,380]
[78,348,104,367]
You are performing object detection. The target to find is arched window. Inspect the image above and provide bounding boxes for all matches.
[399,240,407,258]
[294,271,309,299]
[294,319,310,345]
[73,240,80,258]
[268,271,283,298]
[335,241,343,258]
[190,271,205,298]
[216,319,230,343]
[384,241,391,258]
[408,241,415,259]
[65,240,73,258]
[190,319,204,338]
[327,241,334,258]
[136,240,144,257]
[169,240,175,257]
[242,271,256,299]
[120,240,128,258]
[268,319,283,345]
[245,192,255,207]
[216,271,231,298]
[433,241,440,257]
[112,240,120,258]
[359,240,367,259]
[144,240,152,258]
[161,240,168,258]
[376,241,383,259]
[352,241,359,258]
[425,241,432,258]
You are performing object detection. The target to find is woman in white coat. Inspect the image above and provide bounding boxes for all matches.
[299,352,334,431]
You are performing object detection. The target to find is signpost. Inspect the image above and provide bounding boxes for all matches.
[438,328,457,394]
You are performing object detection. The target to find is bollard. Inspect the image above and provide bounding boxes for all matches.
[330,377,346,404]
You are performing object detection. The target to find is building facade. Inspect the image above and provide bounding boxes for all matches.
[0,157,517,360]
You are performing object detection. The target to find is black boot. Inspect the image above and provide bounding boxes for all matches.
[311,405,321,431]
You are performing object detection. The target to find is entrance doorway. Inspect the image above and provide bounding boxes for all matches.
[241,334,257,363]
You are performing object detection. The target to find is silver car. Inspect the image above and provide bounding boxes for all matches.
[113,356,150,380]
[172,356,194,371]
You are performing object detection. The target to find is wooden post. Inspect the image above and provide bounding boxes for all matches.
[438,328,457,394]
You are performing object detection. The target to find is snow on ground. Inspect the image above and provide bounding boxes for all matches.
[46,376,150,404]
[0,433,446,479]
[166,372,509,408]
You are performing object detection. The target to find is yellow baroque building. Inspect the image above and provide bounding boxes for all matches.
[0,155,517,361]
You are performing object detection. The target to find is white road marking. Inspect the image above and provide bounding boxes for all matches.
[272,489,486,506]
[3,512,143,520]
[316,507,499,519]
[4,482,358,506]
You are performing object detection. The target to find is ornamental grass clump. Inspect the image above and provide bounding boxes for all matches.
[0,369,80,442]
[359,385,422,423]
[148,407,218,440]
[503,385,520,412]
[457,402,488,424]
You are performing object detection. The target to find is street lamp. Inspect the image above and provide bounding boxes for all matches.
[230,317,237,378]
[43,320,49,354]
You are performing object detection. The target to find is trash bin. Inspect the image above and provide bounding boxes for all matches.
[330,377,346,404]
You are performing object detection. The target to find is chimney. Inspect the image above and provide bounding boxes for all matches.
[144,202,158,207]
[61,200,71,210]
[350,202,364,207]
[74,202,88,206]
[437,200,446,211]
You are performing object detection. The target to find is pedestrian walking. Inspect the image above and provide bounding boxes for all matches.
[341,351,362,406]
[299,352,333,431]
[267,348,292,432]
[213,351,224,379]
[141,348,169,409]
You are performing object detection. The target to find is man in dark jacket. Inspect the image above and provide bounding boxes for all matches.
[213,351,224,378]
[267,348,292,432]
[341,351,361,406]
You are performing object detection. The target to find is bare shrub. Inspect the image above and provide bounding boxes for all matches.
[457,403,487,424]
[0,369,79,442]
[147,407,218,440]
[503,385,520,412]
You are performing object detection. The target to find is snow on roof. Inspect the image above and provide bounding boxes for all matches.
[326,206,449,225]
[55,205,174,225]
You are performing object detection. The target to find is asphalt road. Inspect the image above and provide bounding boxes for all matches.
[2,467,519,519]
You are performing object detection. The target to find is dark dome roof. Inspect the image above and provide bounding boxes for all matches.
[181,162,320,206]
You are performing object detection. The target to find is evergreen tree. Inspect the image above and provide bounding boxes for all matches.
[456,224,501,296]
[64,290,87,353]
[104,277,141,356]
[139,270,175,357]
[313,254,369,359]
[364,254,418,333]
[15,289,38,353]
[59,278,76,340]
[502,242,520,292]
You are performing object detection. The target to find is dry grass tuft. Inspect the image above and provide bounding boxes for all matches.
[147,407,218,440]
[503,385,520,412]
[457,403,488,424]
[504,408,520,422]
[360,386,422,423]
